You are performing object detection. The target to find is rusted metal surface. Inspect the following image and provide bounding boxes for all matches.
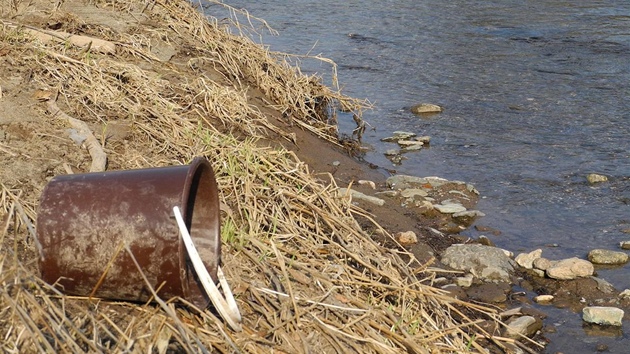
[36,157,221,308]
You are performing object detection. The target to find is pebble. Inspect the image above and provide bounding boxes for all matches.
[546,257,594,280]
[533,257,553,271]
[534,295,554,303]
[619,289,630,298]
[455,274,474,288]
[582,306,624,326]
[515,249,543,270]
[331,160,340,166]
[619,240,630,250]
[410,103,443,114]
[586,173,608,184]
[588,249,629,265]
[395,231,418,245]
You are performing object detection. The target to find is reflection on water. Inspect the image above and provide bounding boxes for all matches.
[211,1,630,351]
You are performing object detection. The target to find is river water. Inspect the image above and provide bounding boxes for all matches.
[208,1,630,351]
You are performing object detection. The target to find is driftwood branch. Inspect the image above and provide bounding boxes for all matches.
[38,90,107,172]
[1,20,116,54]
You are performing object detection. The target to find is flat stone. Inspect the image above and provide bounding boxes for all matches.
[588,249,629,265]
[582,306,624,326]
[381,131,416,142]
[442,244,515,282]
[411,103,442,114]
[401,144,423,152]
[338,188,385,206]
[400,188,429,198]
[587,173,608,184]
[591,276,616,294]
[397,140,424,146]
[452,210,485,220]
[384,149,399,156]
[433,203,466,214]
[395,231,417,245]
[515,249,543,270]
[504,316,542,338]
[546,257,594,280]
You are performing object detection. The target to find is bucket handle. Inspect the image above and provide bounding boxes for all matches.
[173,206,242,331]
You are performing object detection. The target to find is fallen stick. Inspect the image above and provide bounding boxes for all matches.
[1,20,116,54]
[38,90,107,172]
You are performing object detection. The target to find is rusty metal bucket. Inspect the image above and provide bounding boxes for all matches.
[36,157,220,308]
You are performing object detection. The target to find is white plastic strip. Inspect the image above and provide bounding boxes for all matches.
[173,206,242,331]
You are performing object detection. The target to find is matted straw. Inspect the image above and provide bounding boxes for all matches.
[0,0,538,352]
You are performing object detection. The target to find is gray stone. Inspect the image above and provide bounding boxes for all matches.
[591,276,616,294]
[504,316,542,338]
[588,249,629,265]
[455,274,474,288]
[433,203,466,214]
[452,209,485,220]
[397,140,424,147]
[587,173,608,184]
[546,257,594,280]
[533,257,554,271]
[338,188,385,206]
[515,249,543,270]
[381,131,416,142]
[401,144,423,152]
[441,244,515,282]
[400,188,429,198]
[386,175,429,190]
[384,149,399,156]
[582,306,624,326]
[620,241,630,250]
[411,103,442,114]
[415,136,431,144]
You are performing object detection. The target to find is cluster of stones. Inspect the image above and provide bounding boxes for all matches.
[384,174,484,229]
[515,248,626,327]
[381,131,431,165]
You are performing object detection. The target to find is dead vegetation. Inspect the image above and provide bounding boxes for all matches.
[0,0,526,352]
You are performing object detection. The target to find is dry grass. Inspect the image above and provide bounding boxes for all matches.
[0,0,526,352]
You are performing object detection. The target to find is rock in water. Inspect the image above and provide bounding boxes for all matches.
[546,257,594,280]
[582,306,624,326]
[410,103,442,114]
[586,173,608,184]
[588,249,629,265]
[515,249,543,270]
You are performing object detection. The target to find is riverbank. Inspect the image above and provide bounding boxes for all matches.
[0,1,552,352]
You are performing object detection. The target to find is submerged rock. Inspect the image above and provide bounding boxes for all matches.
[588,249,629,265]
[582,306,624,326]
[410,103,442,114]
[442,244,515,282]
[381,131,416,142]
[586,173,608,184]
